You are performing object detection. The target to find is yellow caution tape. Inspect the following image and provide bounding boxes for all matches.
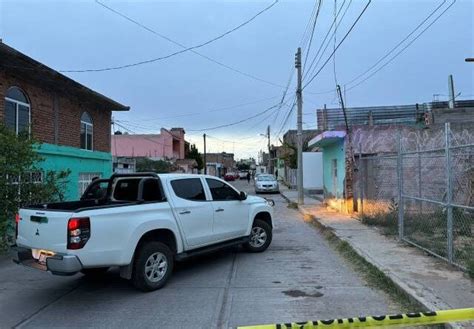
[237,308,474,329]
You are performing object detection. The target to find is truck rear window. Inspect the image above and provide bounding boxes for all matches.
[113,178,140,201]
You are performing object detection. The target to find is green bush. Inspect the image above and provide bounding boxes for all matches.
[0,126,69,250]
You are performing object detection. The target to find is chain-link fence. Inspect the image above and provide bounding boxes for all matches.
[355,123,473,270]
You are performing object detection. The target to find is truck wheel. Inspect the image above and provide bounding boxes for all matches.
[244,219,272,253]
[132,242,174,292]
[81,267,109,277]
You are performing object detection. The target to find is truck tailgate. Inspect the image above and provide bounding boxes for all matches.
[17,208,74,253]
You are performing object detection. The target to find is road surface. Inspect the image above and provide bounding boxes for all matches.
[0,179,402,329]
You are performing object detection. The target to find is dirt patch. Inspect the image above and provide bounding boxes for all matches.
[282,289,324,298]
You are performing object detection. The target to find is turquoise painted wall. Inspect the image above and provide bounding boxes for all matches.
[36,143,112,201]
[322,139,345,198]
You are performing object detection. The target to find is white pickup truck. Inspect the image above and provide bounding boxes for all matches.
[13,173,274,291]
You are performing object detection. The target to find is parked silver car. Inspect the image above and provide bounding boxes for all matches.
[255,174,279,194]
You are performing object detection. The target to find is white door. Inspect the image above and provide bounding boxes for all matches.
[168,178,214,248]
[205,178,249,241]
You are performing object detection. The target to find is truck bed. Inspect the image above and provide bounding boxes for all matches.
[24,199,136,212]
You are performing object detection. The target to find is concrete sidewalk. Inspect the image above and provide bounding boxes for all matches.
[280,187,473,329]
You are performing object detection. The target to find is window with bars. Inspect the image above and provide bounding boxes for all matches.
[78,173,101,196]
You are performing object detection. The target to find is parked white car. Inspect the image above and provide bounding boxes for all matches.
[13,173,274,291]
[255,174,279,194]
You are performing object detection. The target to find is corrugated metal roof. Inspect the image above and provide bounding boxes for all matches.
[317,100,474,130]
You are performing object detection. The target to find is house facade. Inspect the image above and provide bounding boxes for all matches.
[112,128,186,160]
[205,152,235,177]
[0,42,129,200]
[310,101,474,213]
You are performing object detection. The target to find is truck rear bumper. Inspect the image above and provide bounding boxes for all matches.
[12,245,83,276]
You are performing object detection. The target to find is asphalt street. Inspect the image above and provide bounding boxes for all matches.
[0,179,403,329]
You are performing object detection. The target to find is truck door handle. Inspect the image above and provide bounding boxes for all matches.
[179,210,191,215]
[215,208,224,212]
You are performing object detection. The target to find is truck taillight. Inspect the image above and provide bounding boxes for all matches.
[67,217,90,250]
[15,213,20,239]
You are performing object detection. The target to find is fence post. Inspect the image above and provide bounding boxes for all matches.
[445,122,454,264]
[397,130,404,241]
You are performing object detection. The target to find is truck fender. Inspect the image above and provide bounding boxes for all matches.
[120,219,183,266]
[247,205,274,235]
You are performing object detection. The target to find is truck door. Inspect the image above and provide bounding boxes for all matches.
[168,178,214,248]
[205,178,249,241]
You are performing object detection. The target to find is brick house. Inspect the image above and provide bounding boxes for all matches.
[0,42,129,200]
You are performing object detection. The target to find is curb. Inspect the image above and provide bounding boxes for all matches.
[281,192,466,329]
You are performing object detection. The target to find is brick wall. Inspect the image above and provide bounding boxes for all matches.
[0,70,111,152]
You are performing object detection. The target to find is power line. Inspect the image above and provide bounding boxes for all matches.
[302,0,323,69]
[303,0,372,90]
[61,0,279,73]
[345,0,448,87]
[120,95,280,123]
[275,96,297,141]
[188,103,281,132]
[303,0,348,81]
[345,0,456,92]
[299,1,320,50]
[88,1,284,87]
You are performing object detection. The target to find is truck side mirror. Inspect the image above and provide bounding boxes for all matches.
[239,191,247,201]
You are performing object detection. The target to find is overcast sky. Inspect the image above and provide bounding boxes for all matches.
[1,0,473,159]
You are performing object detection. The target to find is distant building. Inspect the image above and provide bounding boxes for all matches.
[205,152,234,177]
[113,156,136,174]
[0,42,129,200]
[112,127,186,160]
[175,159,198,174]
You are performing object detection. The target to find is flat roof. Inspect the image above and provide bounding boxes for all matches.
[0,42,129,111]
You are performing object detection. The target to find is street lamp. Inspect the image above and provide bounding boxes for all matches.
[465,58,474,62]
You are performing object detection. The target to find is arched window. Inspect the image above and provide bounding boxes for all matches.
[80,112,93,150]
[4,87,30,134]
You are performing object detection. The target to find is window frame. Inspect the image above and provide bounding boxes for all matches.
[205,178,241,202]
[4,86,31,136]
[80,112,93,151]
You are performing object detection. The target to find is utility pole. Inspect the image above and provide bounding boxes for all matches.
[267,125,271,173]
[448,74,455,109]
[295,47,304,205]
[203,133,207,174]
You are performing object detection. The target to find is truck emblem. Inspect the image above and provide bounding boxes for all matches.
[35,229,40,236]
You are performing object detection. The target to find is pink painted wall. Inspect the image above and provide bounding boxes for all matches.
[112,128,184,159]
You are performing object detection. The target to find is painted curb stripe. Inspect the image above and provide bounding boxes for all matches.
[237,308,474,329]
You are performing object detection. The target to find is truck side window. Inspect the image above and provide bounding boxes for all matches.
[141,179,163,202]
[206,178,240,201]
[171,178,206,201]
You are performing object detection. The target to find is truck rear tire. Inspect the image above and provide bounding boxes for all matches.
[132,241,174,292]
[244,219,272,253]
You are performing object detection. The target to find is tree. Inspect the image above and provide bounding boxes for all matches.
[187,144,203,170]
[237,163,250,171]
[281,137,312,169]
[0,126,70,249]
[136,158,172,173]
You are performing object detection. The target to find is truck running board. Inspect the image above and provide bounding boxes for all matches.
[175,236,250,261]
